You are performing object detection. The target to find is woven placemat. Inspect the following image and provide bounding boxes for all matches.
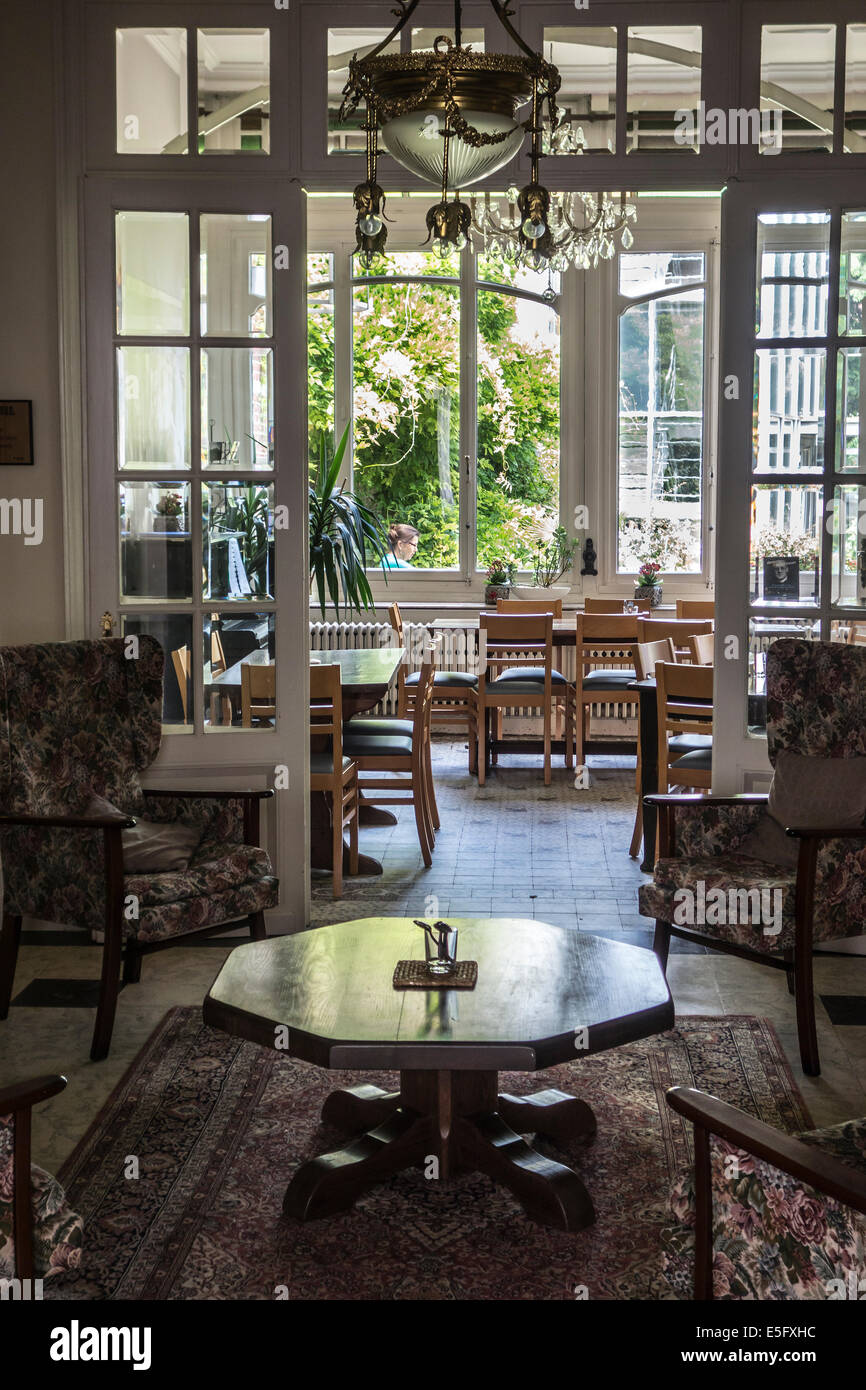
[393,959,478,989]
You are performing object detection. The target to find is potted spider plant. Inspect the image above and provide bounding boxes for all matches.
[309,424,390,617]
[515,526,578,601]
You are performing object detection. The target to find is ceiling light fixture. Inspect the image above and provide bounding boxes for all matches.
[342,0,570,267]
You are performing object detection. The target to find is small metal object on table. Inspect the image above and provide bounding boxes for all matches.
[203,918,674,1233]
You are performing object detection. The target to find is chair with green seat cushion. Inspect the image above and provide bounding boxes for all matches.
[389,603,478,773]
[310,663,358,900]
[477,612,573,787]
[575,613,639,766]
[348,662,439,863]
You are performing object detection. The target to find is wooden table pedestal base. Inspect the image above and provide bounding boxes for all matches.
[283,1071,597,1232]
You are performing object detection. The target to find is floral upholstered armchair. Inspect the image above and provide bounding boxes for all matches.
[639,639,866,1075]
[662,1086,866,1300]
[0,638,278,1060]
[0,1073,83,1284]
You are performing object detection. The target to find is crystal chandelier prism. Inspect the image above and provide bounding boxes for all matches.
[469,189,637,272]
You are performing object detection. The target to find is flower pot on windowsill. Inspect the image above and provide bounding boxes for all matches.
[635,583,663,608]
[153,516,182,532]
[514,583,571,603]
[484,582,512,605]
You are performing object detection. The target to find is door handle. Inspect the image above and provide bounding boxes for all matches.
[100,611,115,637]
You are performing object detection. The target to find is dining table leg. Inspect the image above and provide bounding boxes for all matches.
[310,791,385,876]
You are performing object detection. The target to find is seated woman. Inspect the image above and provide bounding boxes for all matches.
[381,523,420,570]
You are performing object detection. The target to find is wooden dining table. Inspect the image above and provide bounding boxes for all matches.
[310,646,405,877]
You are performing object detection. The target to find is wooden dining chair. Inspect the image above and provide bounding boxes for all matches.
[688,631,715,665]
[574,614,639,767]
[636,616,714,661]
[309,663,358,899]
[172,645,191,724]
[497,596,564,618]
[344,663,438,865]
[208,619,234,725]
[675,599,715,620]
[628,638,677,858]
[846,621,866,646]
[241,662,276,728]
[477,612,572,786]
[584,596,653,613]
[656,660,713,794]
[389,602,478,773]
[496,597,568,738]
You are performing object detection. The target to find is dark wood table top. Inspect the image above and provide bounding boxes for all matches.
[207,645,404,698]
[310,646,404,698]
[203,918,674,1072]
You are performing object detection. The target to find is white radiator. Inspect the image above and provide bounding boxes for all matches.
[310,620,636,732]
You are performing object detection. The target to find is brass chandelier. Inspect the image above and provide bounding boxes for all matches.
[340,0,608,270]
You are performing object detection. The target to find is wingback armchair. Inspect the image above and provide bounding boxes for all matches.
[662,1086,866,1300]
[0,1073,83,1284]
[639,639,866,1075]
[0,638,278,1060]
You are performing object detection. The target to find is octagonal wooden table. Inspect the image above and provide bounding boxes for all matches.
[202,918,674,1232]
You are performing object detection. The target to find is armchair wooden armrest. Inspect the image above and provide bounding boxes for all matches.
[142,789,275,801]
[643,794,769,809]
[0,1074,67,1114]
[666,1085,866,1300]
[0,1074,67,1284]
[0,810,135,830]
[786,825,866,840]
[142,788,275,845]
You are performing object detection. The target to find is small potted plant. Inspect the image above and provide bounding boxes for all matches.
[484,557,516,605]
[635,560,663,607]
[153,491,184,533]
[516,526,577,601]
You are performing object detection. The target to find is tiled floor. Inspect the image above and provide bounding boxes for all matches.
[2,740,866,1171]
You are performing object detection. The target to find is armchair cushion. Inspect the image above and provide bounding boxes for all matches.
[662,1118,866,1300]
[0,1118,84,1280]
[86,794,202,872]
[638,856,797,951]
[768,748,866,829]
[121,820,202,873]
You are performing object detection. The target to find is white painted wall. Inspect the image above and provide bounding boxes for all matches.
[0,3,66,647]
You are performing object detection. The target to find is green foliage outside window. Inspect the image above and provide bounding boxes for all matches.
[307,251,560,572]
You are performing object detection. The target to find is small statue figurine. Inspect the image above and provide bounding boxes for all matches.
[580,537,598,577]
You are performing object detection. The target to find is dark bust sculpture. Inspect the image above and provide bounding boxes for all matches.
[580,537,598,576]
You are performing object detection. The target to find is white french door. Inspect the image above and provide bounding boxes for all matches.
[84,177,309,931]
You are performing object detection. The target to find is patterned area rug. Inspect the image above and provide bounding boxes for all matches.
[50,1008,810,1301]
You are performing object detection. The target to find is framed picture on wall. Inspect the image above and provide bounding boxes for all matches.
[763,555,800,601]
[0,400,33,465]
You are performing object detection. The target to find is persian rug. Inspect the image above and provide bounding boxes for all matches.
[49,1008,810,1301]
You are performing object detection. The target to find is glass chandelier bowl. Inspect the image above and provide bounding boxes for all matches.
[360,47,534,187]
[380,108,525,188]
